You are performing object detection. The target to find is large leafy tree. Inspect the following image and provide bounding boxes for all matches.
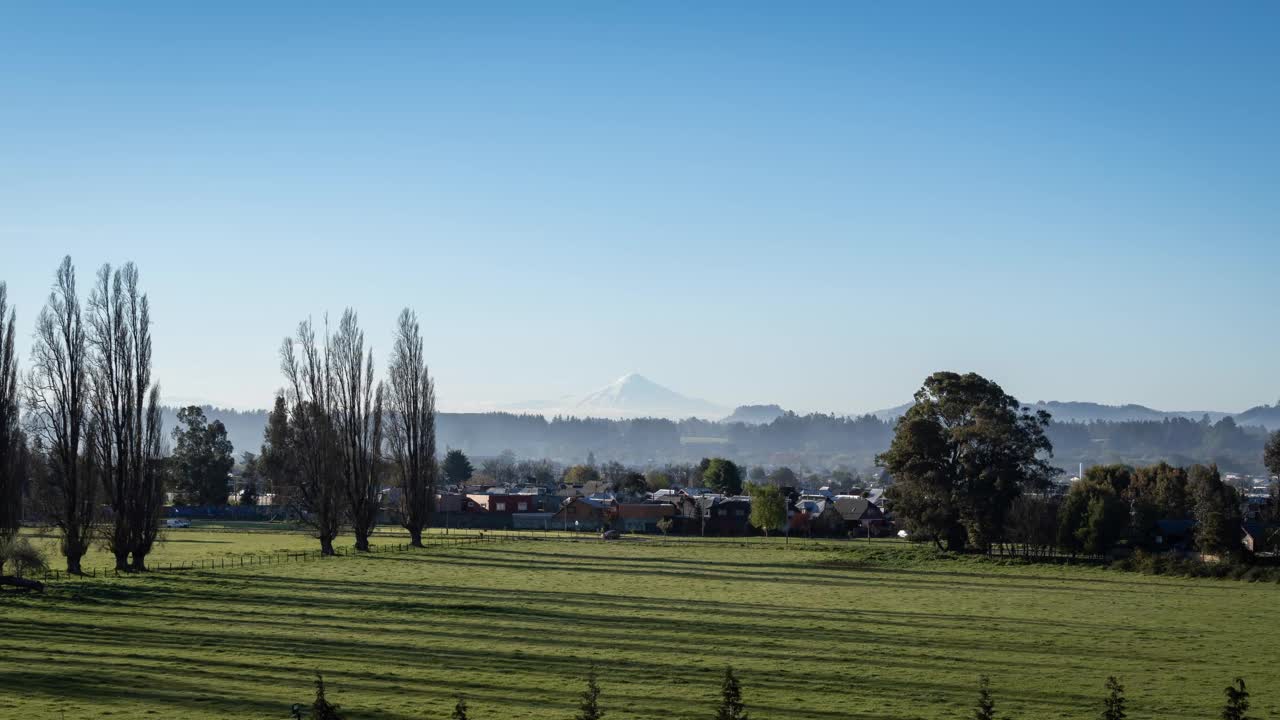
[1188,463,1241,557]
[703,458,743,496]
[878,372,1056,551]
[172,406,235,506]
[1127,462,1189,520]
[1057,480,1128,557]
[563,464,601,487]
[747,484,785,537]
[1056,465,1132,556]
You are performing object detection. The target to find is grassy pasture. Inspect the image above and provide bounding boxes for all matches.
[1,534,1278,720]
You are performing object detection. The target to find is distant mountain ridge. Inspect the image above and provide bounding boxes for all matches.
[161,382,1280,460]
[867,399,1275,428]
[722,404,786,425]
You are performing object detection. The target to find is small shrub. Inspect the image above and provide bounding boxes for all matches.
[1222,677,1250,720]
[0,537,49,578]
[575,667,603,720]
[973,675,996,720]
[311,672,343,720]
[1101,676,1125,720]
[715,666,748,720]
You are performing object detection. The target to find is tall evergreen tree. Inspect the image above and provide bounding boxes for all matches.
[715,666,748,720]
[442,449,474,486]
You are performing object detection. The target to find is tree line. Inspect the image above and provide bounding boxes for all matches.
[162,401,1276,476]
[880,372,1280,559]
[0,259,443,573]
[259,307,438,553]
[0,258,164,575]
[430,407,1272,473]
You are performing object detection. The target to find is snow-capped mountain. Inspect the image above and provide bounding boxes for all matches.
[500,373,728,420]
[572,373,727,419]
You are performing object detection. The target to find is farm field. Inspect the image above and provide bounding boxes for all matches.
[2,534,1278,720]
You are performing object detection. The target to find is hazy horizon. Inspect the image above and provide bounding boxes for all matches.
[3,3,1277,415]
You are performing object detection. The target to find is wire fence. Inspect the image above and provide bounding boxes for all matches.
[27,528,955,583]
[33,533,503,583]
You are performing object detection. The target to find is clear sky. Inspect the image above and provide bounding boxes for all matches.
[2,1,1277,414]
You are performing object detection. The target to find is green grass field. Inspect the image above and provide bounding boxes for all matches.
[2,532,1278,720]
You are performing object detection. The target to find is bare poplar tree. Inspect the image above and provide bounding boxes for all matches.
[134,385,165,568]
[25,257,95,574]
[280,317,344,555]
[86,263,165,570]
[0,283,21,543]
[332,309,384,552]
[386,308,436,547]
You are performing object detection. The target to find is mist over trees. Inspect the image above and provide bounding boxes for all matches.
[187,402,1276,480]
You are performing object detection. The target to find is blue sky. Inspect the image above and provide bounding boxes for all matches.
[2,2,1277,414]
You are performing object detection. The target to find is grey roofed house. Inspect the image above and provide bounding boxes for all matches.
[657,490,722,518]
[793,497,844,535]
[795,498,825,515]
[832,496,884,524]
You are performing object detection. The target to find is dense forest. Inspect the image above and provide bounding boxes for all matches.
[185,406,1275,475]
